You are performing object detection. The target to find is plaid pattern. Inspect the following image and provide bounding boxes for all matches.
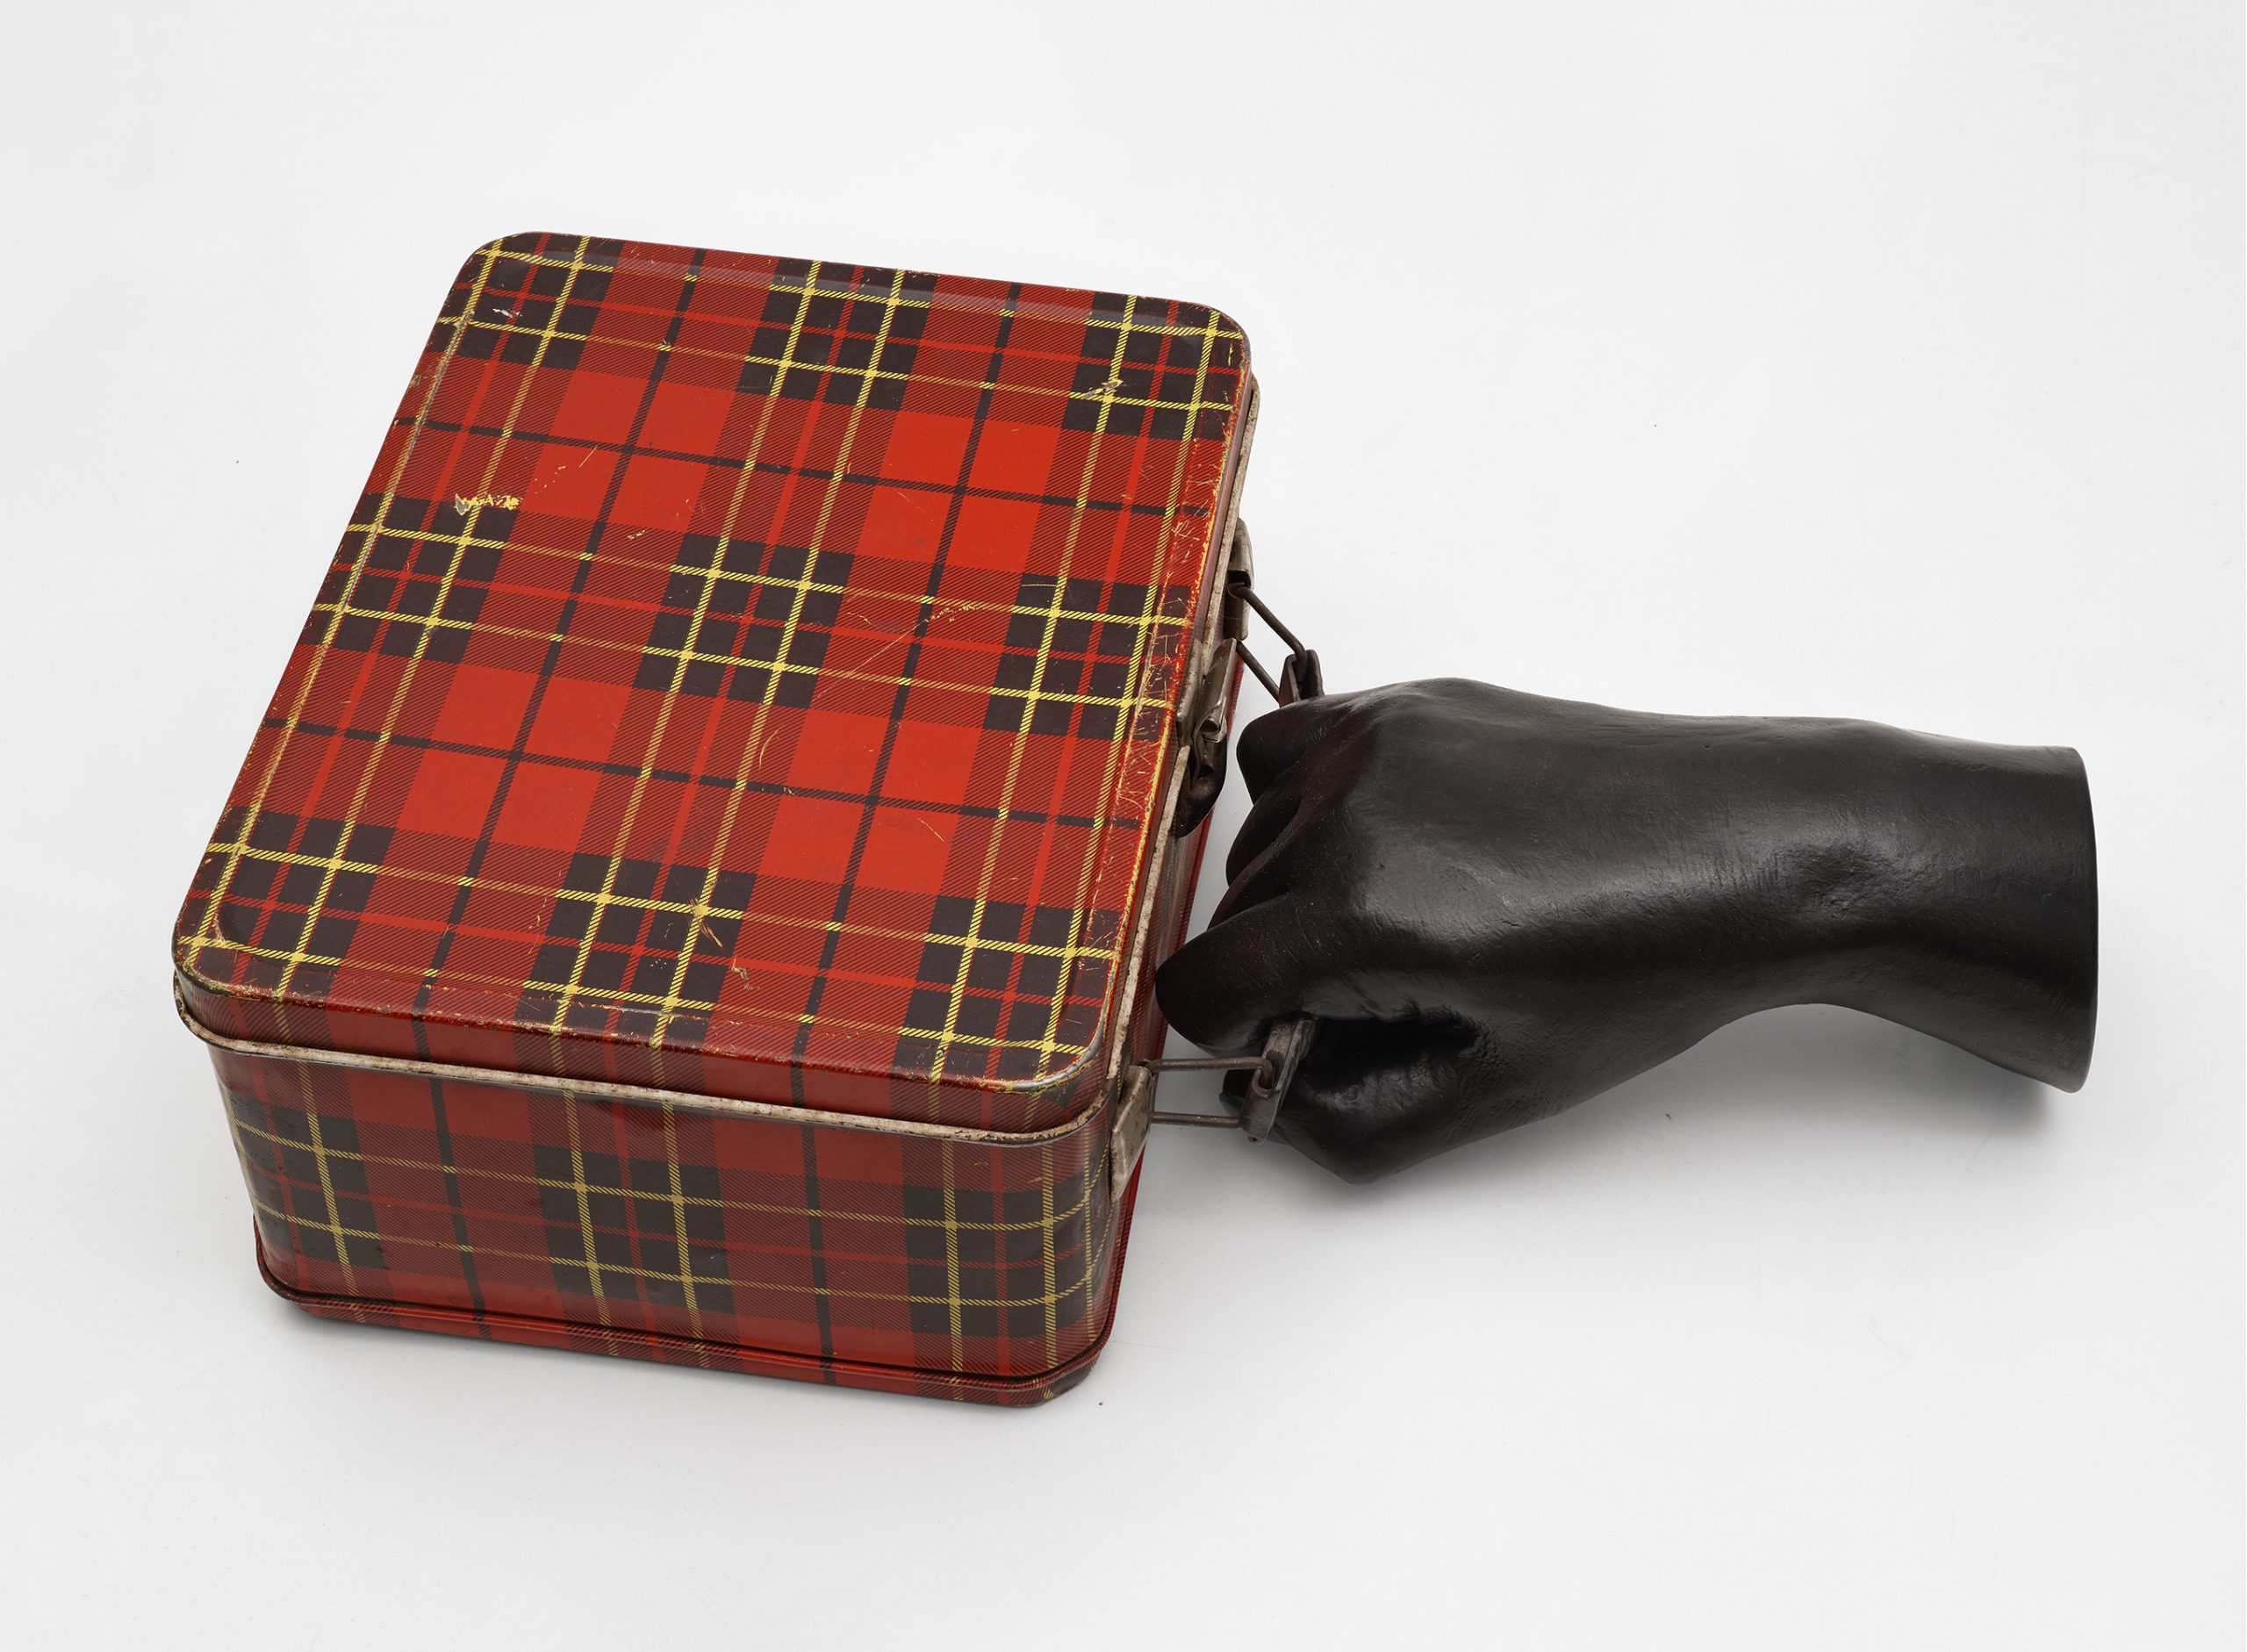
[212,1039,1131,1402]
[257,1237,1129,1405]
[205,721,1208,1398]
[174,234,1251,1399]
[175,232,1251,1132]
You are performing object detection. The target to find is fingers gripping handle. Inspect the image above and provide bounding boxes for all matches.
[1214,1014,1318,1139]
[1111,1016,1320,1196]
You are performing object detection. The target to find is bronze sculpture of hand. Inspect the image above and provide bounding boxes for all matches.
[1156,679,2098,1182]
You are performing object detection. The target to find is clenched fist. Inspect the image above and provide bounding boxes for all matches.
[1156,679,2097,1182]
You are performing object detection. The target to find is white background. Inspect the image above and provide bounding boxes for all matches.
[3,4,2238,1648]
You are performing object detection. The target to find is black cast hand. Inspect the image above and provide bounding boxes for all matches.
[1155,679,2097,1182]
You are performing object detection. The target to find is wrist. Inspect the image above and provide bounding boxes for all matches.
[1736,718,2098,1087]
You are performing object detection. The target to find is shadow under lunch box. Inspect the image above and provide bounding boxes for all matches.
[172,233,1314,1404]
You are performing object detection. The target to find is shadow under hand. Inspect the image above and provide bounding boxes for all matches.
[1256,1003,2052,1204]
[1619,1002,2049,1132]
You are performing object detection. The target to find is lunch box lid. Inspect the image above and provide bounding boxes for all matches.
[173,233,1254,1134]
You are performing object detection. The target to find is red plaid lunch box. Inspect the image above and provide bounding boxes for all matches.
[171,233,1311,1404]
